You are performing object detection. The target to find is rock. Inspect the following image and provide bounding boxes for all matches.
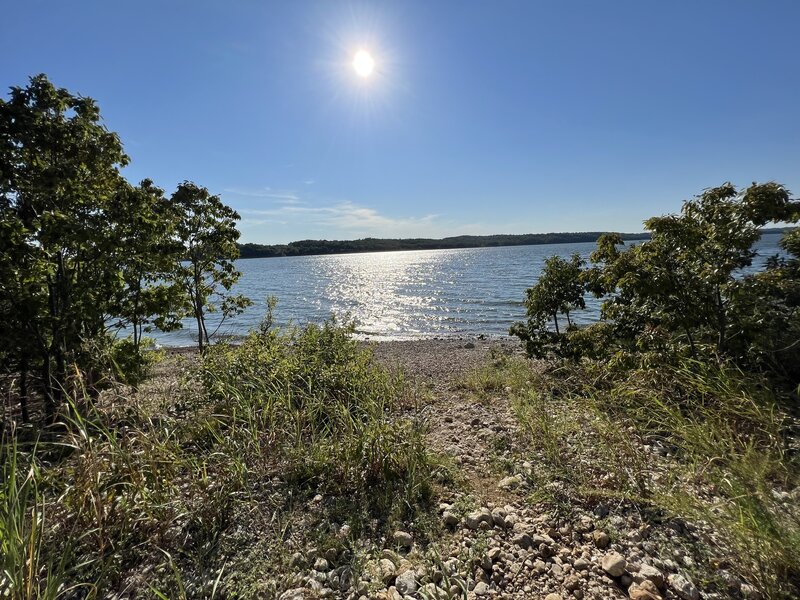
[740,584,762,599]
[545,595,563,600]
[473,581,490,596]
[465,508,492,529]
[379,558,397,584]
[393,530,413,548]
[464,342,476,349]
[442,511,459,527]
[279,589,306,600]
[667,573,699,600]
[313,557,330,572]
[497,475,520,490]
[289,552,305,568]
[629,581,661,600]
[395,569,418,595]
[573,557,590,571]
[636,565,665,589]
[487,547,502,561]
[601,552,627,577]
[592,530,610,549]
[491,507,508,528]
[512,533,533,549]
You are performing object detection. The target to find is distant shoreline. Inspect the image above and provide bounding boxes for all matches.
[237,228,791,259]
[237,231,651,259]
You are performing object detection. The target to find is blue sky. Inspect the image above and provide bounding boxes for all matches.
[2,1,799,244]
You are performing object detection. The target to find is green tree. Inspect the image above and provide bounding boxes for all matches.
[510,253,585,357]
[172,181,251,352]
[592,183,798,359]
[107,179,186,355]
[0,74,129,418]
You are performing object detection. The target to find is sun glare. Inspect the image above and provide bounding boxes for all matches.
[353,49,375,77]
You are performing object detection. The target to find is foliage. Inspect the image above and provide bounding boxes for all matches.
[510,253,585,358]
[0,75,249,424]
[0,319,436,597]
[106,180,187,354]
[238,231,653,258]
[0,74,129,419]
[512,182,800,382]
[199,317,435,514]
[172,181,251,352]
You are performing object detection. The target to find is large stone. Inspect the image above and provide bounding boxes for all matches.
[442,511,459,527]
[629,580,662,600]
[379,558,397,584]
[313,557,330,572]
[497,475,520,490]
[667,574,699,600]
[395,569,418,596]
[278,589,306,600]
[512,532,533,549]
[473,581,490,596]
[465,508,492,530]
[636,564,665,589]
[544,594,563,600]
[601,552,627,577]
[393,530,413,548]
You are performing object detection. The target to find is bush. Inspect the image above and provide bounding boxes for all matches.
[198,319,435,515]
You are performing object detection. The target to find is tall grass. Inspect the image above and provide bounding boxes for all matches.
[1,319,437,597]
[467,354,800,598]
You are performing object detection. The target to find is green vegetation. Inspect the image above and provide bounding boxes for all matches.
[503,182,800,597]
[238,231,653,258]
[0,319,437,598]
[0,75,248,424]
[512,182,800,378]
[463,353,800,598]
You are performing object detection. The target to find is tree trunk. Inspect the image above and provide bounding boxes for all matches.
[553,313,560,335]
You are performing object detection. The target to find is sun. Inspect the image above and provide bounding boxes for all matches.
[353,49,375,78]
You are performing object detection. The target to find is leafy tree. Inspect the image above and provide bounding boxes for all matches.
[592,183,798,360]
[510,253,585,357]
[513,182,800,378]
[172,181,251,352]
[0,74,129,418]
[107,179,186,355]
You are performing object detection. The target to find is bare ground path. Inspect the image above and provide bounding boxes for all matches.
[360,339,706,600]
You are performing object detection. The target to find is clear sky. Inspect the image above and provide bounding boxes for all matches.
[2,1,799,244]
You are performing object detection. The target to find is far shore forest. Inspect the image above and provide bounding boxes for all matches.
[2,75,800,599]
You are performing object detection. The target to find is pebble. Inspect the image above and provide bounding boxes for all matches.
[592,530,611,549]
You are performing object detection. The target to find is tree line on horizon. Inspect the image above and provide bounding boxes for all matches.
[237,231,654,258]
[0,74,249,423]
[238,228,792,259]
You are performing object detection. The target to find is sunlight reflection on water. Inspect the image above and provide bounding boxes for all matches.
[153,234,786,346]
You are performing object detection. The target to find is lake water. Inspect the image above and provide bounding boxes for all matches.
[155,233,787,346]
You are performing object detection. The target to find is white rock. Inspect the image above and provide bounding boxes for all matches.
[668,573,700,600]
[497,475,521,490]
[395,569,418,595]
